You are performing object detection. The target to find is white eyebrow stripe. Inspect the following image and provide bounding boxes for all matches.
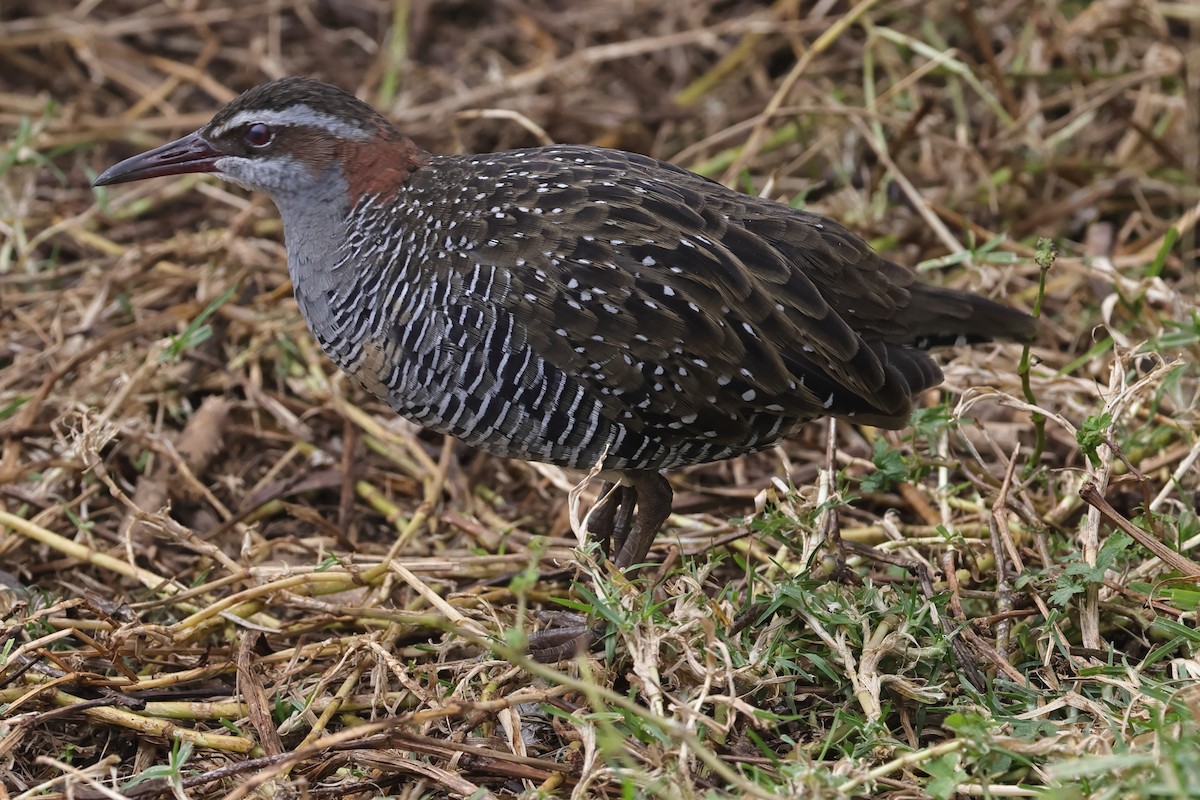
[210,106,372,140]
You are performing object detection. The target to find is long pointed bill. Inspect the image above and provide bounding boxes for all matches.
[93,130,222,187]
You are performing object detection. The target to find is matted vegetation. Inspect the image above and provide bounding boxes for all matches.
[2,1,1198,797]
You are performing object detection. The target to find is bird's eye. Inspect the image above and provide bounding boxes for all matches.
[244,123,274,148]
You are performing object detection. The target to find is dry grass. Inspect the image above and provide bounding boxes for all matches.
[2,1,1199,798]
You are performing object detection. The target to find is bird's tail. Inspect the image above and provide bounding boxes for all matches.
[844,287,1035,430]
[895,286,1037,350]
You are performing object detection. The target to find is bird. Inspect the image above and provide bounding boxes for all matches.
[94,77,1035,659]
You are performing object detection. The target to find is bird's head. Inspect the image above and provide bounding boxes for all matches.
[94,77,429,204]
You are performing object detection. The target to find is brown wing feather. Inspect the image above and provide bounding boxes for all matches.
[467,148,915,440]
[414,146,1032,451]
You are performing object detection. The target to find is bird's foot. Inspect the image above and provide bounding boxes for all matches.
[523,471,674,662]
[526,614,608,662]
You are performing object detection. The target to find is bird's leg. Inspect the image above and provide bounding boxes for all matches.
[527,471,672,662]
[586,481,619,555]
[613,471,672,571]
[593,483,636,562]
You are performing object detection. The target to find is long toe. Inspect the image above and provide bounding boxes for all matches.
[613,471,673,570]
[587,482,635,560]
[526,618,608,662]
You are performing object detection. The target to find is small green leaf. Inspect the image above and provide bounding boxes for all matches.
[925,752,966,800]
[861,438,908,493]
[1076,413,1112,467]
[0,396,29,421]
